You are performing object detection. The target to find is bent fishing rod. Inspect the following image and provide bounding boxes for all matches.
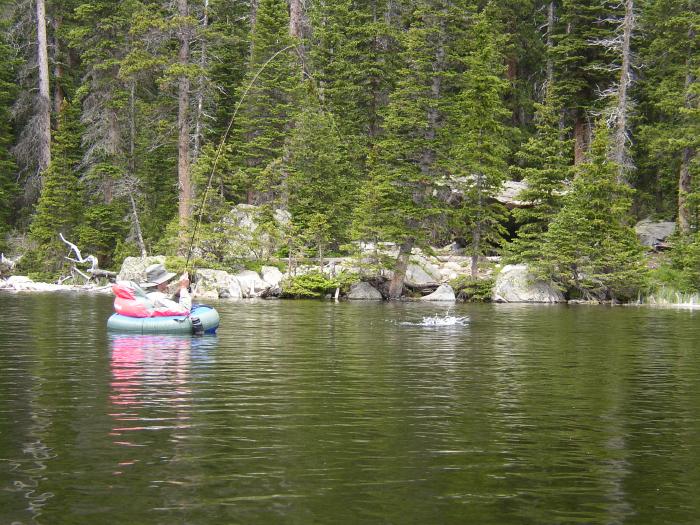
[183,43,298,277]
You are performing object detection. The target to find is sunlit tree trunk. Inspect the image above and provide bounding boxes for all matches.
[388,239,413,299]
[177,0,192,253]
[546,1,555,91]
[289,0,302,38]
[613,0,635,183]
[52,14,64,116]
[36,0,51,179]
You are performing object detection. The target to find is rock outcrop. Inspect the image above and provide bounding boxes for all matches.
[419,284,456,302]
[221,204,292,259]
[194,269,242,300]
[347,282,383,300]
[117,256,165,283]
[492,264,565,303]
[635,219,676,248]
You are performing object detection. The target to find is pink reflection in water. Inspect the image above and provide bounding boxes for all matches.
[108,335,194,470]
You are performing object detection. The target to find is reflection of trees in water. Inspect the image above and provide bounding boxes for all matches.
[11,390,55,522]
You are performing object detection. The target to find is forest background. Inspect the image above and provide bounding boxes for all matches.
[0,0,697,301]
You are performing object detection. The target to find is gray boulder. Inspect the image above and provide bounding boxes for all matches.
[222,204,292,259]
[234,270,269,298]
[347,281,383,300]
[420,284,456,302]
[492,264,565,303]
[405,264,439,287]
[194,268,242,300]
[261,266,284,288]
[117,256,166,283]
[635,219,676,247]
[495,180,530,208]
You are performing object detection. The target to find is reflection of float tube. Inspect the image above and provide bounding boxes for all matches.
[107,305,219,334]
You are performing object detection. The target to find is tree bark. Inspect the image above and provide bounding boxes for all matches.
[289,0,306,75]
[52,15,64,116]
[177,0,192,253]
[613,0,634,183]
[36,0,51,178]
[250,0,259,36]
[470,227,481,278]
[573,114,589,165]
[471,171,484,278]
[546,2,555,92]
[193,0,208,161]
[289,0,303,39]
[128,81,147,258]
[677,24,696,235]
[678,146,694,235]
[388,239,413,299]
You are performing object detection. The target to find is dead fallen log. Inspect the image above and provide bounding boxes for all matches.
[404,282,440,294]
[59,233,117,284]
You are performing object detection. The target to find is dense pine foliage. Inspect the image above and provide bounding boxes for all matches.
[0,0,698,299]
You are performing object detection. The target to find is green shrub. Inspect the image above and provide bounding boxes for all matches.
[15,247,64,282]
[667,238,700,293]
[281,271,359,299]
[646,237,700,296]
[241,259,287,274]
[450,275,494,302]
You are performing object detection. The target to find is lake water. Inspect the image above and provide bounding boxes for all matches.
[1,292,699,524]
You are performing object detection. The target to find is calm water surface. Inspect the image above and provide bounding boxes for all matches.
[0,292,699,524]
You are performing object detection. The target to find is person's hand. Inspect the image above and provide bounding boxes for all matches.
[179,272,190,289]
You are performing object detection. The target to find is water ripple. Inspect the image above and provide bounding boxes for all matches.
[1,294,700,523]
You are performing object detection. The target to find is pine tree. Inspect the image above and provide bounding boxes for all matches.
[445,7,512,277]
[539,119,647,300]
[283,86,354,261]
[69,1,134,201]
[0,16,18,252]
[489,0,548,130]
[551,0,622,164]
[229,0,301,204]
[308,0,401,168]
[353,0,448,298]
[27,102,84,276]
[205,0,252,142]
[636,0,699,232]
[507,91,572,262]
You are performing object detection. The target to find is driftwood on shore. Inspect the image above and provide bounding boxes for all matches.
[59,233,117,284]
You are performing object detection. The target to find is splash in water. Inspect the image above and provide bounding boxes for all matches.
[401,310,469,327]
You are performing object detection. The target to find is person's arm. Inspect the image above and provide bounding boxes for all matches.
[177,272,192,310]
[147,291,189,315]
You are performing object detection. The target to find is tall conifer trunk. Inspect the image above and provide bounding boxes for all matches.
[573,115,589,165]
[52,15,64,117]
[546,2,555,90]
[613,0,634,182]
[388,239,413,299]
[128,81,147,258]
[289,0,302,38]
[678,24,696,235]
[36,0,51,180]
[193,0,208,161]
[678,146,694,234]
[177,0,192,253]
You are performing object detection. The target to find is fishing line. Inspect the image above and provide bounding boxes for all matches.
[184,43,298,271]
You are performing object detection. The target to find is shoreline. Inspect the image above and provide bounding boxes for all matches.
[2,278,699,310]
